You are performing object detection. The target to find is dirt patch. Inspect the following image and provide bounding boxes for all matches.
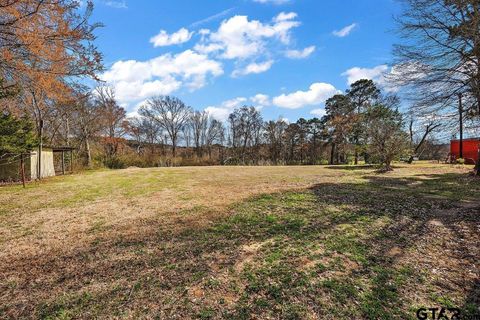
[233,240,272,273]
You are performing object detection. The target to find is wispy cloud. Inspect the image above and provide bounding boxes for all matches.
[332,23,357,37]
[285,46,315,59]
[77,0,128,9]
[103,0,127,9]
[253,0,292,4]
[190,7,236,28]
[232,60,274,77]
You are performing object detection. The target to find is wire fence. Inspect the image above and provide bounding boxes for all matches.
[0,153,33,167]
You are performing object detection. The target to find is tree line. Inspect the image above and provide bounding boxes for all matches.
[3,79,408,171]
[1,0,479,174]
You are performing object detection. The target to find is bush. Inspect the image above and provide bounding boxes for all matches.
[456,158,465,165]
[104,157,127,169]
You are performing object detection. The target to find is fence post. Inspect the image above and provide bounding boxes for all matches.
[20,154,26,188]
[62,150,65,175]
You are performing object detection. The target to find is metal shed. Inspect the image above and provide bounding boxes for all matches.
[450,138,480,164]
[0,146,74,182]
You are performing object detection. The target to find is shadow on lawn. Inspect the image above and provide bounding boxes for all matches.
[1,171,479,319]
[325,164,376,170]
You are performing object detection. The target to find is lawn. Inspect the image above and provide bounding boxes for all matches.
[0,163,479,319]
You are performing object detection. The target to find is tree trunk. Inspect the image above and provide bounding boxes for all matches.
[384,161,393,171]
[85,137,92,168]
[330,143,335,165]
[38,119,43,180]
[20,154,26,188]
[408,123,440,164]
[409,119,414,148]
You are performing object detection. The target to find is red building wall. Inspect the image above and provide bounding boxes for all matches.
[450,138,480,164]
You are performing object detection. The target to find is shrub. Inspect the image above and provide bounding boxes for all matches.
[104,157,126,169]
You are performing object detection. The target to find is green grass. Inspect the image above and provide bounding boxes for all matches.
[0,164,478,319]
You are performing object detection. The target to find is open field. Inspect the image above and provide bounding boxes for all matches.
[0,163,479,319]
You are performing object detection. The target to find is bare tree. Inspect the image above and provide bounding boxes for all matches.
[264,118,287,165]
[71,92,102,167]
[139,96,192,161]
[191,110,209,157]
[408,120,441,163]
[393,0,480,112]
[205,117,224,159]
[128,116,162,156]
[94,86,127,159]
[392,0,480,172]
[228,106,263,164]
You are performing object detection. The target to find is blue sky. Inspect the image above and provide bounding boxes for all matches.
[90,0,403,122]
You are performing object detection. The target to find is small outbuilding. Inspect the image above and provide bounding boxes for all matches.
[450,138,480,164]
[0,146,75,182]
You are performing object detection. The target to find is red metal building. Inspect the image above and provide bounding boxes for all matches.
[450,138,480,164]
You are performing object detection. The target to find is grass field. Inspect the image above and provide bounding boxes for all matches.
[0,163,479,319]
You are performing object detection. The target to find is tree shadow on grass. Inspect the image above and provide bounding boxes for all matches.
[308,173,479,318]
[325,164,377,170]
[1,171,479,319]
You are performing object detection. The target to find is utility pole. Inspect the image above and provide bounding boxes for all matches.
[458,93,463,159]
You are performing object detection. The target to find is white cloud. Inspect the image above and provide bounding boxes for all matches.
[150,28,193,47]
[126,100,149,118]
[232,60,274,77]
[332,23,357,37]
[285,46,315,59]
[342,65,401,92]
[194,12,300,60]
[205,97,247,121]
[251,94,271,106]
[310,108,326,118]
[103,50,223,104]
[192,12,307,78]
[253,0,292,4]
[341,65,389,85]
[273,82,339,109]
[103,0,127,9]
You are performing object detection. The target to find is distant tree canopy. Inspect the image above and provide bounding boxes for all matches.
[323,80,410,170]
[0,113,37,157]
[0,1,456,173]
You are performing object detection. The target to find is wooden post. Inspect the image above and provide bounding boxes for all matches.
[70,150,73,172]
[475,144,480,176]
[459,93,463,159]
[61,150,65,175]
[20,154,26,188]
[38,119,44,180]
